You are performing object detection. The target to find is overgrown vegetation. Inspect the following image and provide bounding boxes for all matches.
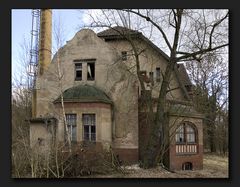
[12,9,228,177]
[86,9,229,168]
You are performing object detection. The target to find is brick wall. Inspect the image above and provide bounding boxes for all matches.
[169,144,203,170]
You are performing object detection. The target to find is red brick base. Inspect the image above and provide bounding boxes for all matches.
[169,144,203,170]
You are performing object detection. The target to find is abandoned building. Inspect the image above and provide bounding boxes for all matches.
[29,9,203,171]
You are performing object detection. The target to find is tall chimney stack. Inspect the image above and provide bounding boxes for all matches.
[39,9,52,75]
[32,9,52,118]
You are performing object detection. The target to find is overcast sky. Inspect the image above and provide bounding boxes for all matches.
[11,9,167,86]
[12,9,84,85]
[12,9,228,89]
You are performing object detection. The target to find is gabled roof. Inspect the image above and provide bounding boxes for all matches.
[177,64,192,86]
[97,26,141,38]
[168,103,203,118]
[97,26,169,60]
[54,84,112,104]
[97,26,192,100]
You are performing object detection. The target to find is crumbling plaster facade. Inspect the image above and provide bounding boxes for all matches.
[31,28,203,168]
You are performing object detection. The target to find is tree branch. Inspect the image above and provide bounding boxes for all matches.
[176,43,228,61]
[122,9,172,51]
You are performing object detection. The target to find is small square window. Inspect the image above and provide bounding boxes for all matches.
[122,51,127,61]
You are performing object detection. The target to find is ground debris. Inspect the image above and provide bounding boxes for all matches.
[90,153,228,178]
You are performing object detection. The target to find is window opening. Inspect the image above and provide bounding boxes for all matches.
[87,62,95,80]
[122,51,127,61]
[75,63,82,80]
[182,162,193,170]
[65,114,77,142]
[156,67,160,82]
[149,71,154,85]
[176,123,196,144]
[83,114,96,142]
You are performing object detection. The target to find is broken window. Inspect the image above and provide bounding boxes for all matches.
[156,67,160,82]
[122,51,127,61]
[75,63,82,81]
[87,62,95,80]
[83,114,96,142]
[65,114,77,142]
[176,125,185,143]
[175,123,196,144]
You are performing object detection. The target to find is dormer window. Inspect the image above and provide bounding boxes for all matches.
[122,51,127,61]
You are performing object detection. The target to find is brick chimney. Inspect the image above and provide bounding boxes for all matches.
[32,9,52,118]
[38,9,52,75]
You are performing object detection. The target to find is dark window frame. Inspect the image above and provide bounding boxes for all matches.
[175,122,197,144]
[149,71,154,85]
[75,63,82,81]
[182,162,193,170]
[65,114,77,143]
[156,67,161,82]
[87,62,95,81]
[121,51,127,61]
[82,114,96,142]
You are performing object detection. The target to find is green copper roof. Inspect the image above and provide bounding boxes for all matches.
[54,84,112,104]
[168,104,203,118]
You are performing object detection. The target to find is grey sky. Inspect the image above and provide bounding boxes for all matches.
[12,9,83,84]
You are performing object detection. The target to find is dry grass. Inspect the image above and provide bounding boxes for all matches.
[90,153,228,178]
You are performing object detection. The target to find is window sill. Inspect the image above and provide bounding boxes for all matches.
[176,143,197,145]
[75,78,82,81]
[176,152,198,156]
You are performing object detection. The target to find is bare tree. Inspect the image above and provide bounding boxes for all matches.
[85,9,228,168]
[186,50,228,153]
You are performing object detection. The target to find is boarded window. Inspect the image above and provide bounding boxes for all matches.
[87,62,95,80]
[65,114,77,142]
[83,114,96,142]
[75,63,82,81]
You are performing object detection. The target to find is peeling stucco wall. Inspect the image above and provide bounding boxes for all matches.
[33,28,193,154]
[34,29,139,149]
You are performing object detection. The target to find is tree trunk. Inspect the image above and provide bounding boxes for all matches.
[142,60,175,168]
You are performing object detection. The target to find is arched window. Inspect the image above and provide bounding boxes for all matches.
[175,122,197,144]
[182,162,193,170]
